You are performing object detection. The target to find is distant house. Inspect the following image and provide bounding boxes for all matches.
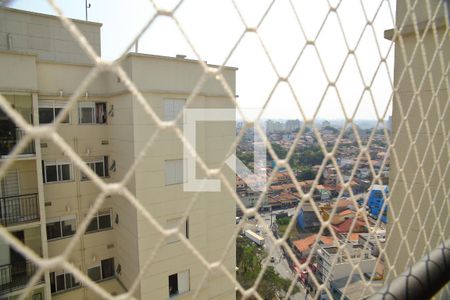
[332,218,368,234]
[364,185,389,223]
[297,209,322,231]
[329,209,356,225]
[268,192,299,209]
[273,171,290,183]
[238,191,268,209]
[292,234,336,261]
[317,187,331,201]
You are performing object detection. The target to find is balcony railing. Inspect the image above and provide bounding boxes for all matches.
[0,261,43,295]
[0,127,35,157]
[0,193,40,227]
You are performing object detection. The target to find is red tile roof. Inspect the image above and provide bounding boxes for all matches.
[338,209,354,216]
[332,218,368,233]
[292,234,336,253]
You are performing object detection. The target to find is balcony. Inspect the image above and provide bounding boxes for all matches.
[0,261,43,295]
[0,127,35,158]
[0,193,40,227]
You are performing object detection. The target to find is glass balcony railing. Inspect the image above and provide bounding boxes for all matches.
[0,193,40,227]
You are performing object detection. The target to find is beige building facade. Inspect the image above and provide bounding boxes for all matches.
[385,0,449,283]
[0,7,236,300]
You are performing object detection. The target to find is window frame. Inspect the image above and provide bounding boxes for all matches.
[101,257,115,279]
[87,264,102,282]
[168,269,190,298]
[50,270,80,294]
[43,161,73,183]
[38,101,71,124]
[78,101,95,124]
[31,293,43,300]
[46,215,77,241]
[87,257,115,282]
[78,101,107,125]
[81,156,109,181]
[85,209,113,234]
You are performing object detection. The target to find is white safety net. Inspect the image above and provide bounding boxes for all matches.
[0,0,448,299]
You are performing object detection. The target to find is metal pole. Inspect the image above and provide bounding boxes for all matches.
[85,0,90,21]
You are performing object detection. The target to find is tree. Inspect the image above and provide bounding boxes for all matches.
[237,151,254,170]
[289,147,325,171]
[236,237,299,299]
[298,167,316,181]
[323,125,339,134]
[268,143,287,160]
[276,217,290,226]
[259,267,296,300]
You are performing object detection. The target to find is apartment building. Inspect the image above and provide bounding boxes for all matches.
[315,243,377,285]
[0,7,236,300]
[384,0,449,282]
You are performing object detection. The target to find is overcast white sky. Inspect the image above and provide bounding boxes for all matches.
[8,0,395,122]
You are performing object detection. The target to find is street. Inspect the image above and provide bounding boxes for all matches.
[259,209,309,300]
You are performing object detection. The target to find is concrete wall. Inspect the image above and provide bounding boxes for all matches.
[0,7,101,64]
[320,256,377,284]
[52,278,125,300]
[130,65,236,299]
[0,52,37,92]
[386,0,449,282]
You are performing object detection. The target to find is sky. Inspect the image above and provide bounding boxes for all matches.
[7,0,395,122]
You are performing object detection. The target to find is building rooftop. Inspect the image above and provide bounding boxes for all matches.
[324,246,340,254]
[1,6,102,26]
[332,218,368,234]
[0,7,238,70]
[371,184,388,191]
[331,274,383,300]
[292,234,336,253]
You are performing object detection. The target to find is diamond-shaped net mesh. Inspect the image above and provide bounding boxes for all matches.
[0,0,448,299]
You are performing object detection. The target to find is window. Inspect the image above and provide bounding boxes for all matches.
[87,265,101,282]
[86,209,112,233]
[43,161,73,183]
[164,98,186,121]
[81,156,109,180]
[50,270,79,293]
[46,215,76,240]
[168,270,189,297]
[39,101,70,124]
[32,293,43,300]
[165,159,187,185]
[79,102,107,124]
[166,217,189,243]
[88,258,114,282]
[101,257,115,278]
